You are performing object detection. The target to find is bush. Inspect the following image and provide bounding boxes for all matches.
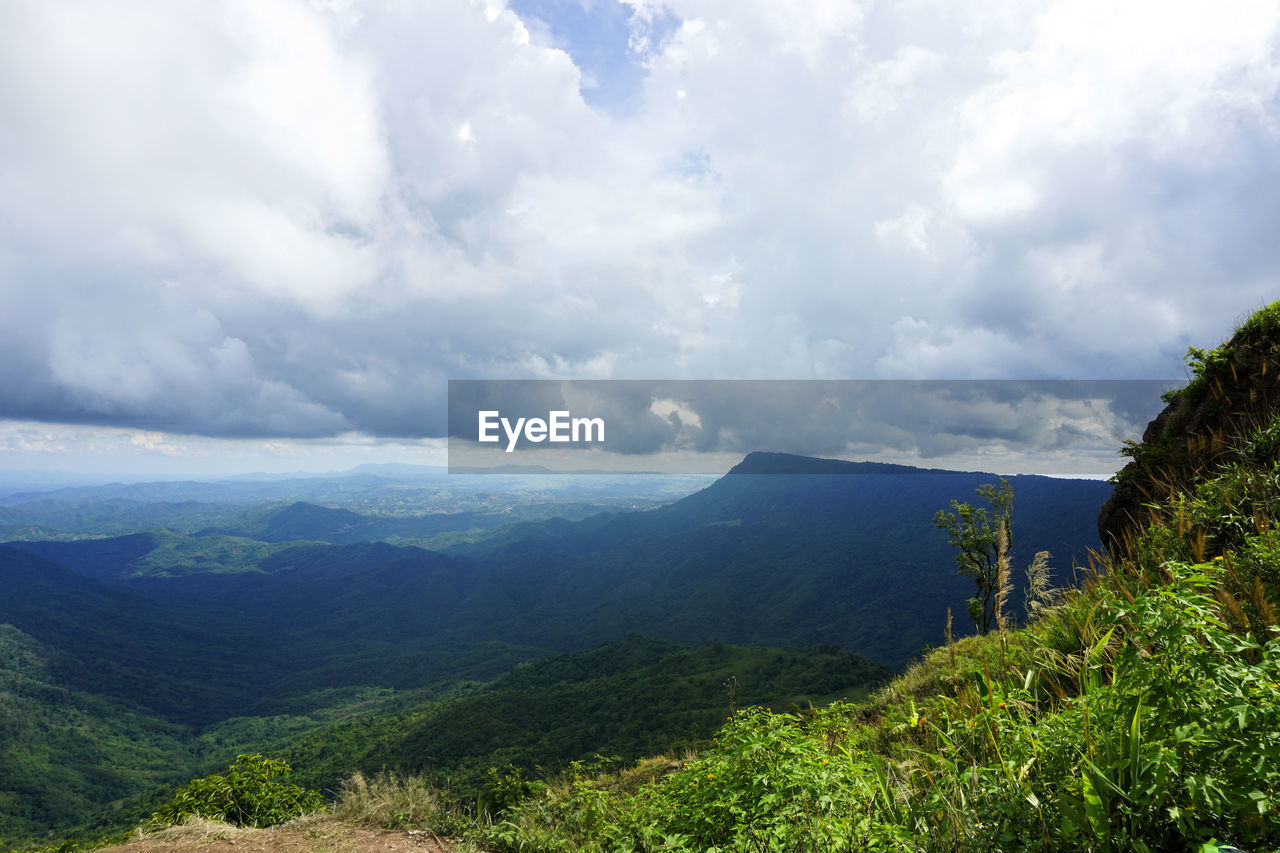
[148,754,324,829]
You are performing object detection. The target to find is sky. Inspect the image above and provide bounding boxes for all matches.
[1,0,1278,477]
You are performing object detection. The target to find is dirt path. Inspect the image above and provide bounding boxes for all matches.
[98,818,460,853]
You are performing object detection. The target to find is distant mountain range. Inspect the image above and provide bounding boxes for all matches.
[3,452,1110,698]
[0,452,1112,841]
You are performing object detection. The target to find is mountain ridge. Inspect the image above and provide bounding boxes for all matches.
[727,451,965,476]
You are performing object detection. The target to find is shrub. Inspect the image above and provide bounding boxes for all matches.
[148,753,324,829]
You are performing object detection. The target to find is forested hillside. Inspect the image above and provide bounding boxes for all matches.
[0,447,1106,847]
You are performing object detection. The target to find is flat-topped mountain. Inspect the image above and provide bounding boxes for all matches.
[727,451,959,475]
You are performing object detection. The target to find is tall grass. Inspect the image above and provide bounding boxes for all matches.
[330,770,468,834]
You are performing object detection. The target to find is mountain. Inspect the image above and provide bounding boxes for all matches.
[0,472,710,541]
[1100,308,1280,552]
[0,453,1111,844]
[195,500,523,545]
[254,501,368,541]
[3,454,1109,691]
[0,622,197,841]
[439,455,1109,663]
[0,545,280,722]
[725,451,957,475]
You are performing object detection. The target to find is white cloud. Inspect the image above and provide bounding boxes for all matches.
[945,0,1280,222]
[0,419,447,474]
[2,0,1279,460]
[845,45,942,122]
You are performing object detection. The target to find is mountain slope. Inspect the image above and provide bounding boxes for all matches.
[2,458,1109,692]
[0,624,194,841]
[278,636,891,796]
[438,459,1110,663]
[0,454,1110,846]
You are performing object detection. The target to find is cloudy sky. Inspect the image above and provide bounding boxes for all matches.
[1,0,1277,475]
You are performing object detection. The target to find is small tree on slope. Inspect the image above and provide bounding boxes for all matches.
[933,478,1014,634]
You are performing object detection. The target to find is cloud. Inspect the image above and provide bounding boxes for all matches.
[1,0,1277,448]
[447,379,1172,475]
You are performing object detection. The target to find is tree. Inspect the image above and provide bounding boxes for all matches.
[933,478,1014,634]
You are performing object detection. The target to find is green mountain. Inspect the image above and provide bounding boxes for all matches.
[0,633,887,846]
[0,456,1107,845]
[5,461,1108,679]
[426,460,1109,663]
[0,624,192,842]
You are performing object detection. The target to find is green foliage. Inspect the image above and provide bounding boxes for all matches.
[1161,301,1280,406]
[1062,568,1280,848]
[479,755,625,853]
[466,561,1280,853]
[614,705,893,851]
[0,624,198,844]
[934,478,1014,633]
[485,764,549,818]
[147,754,323,829]
[280,638,889,801]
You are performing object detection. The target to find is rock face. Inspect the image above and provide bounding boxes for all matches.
[1098,312,1280,554]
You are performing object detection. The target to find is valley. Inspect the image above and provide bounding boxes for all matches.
[0,455,1108,847]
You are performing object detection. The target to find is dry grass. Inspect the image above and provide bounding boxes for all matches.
[126,815,253,845]
[103,814,461,853]
[607,755,680,795]
[330,771,455,831]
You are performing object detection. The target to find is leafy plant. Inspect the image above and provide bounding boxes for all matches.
[485,763,548,817]
[147,753,324,829]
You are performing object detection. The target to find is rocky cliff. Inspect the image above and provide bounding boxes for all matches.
[1099,303,1280,553]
